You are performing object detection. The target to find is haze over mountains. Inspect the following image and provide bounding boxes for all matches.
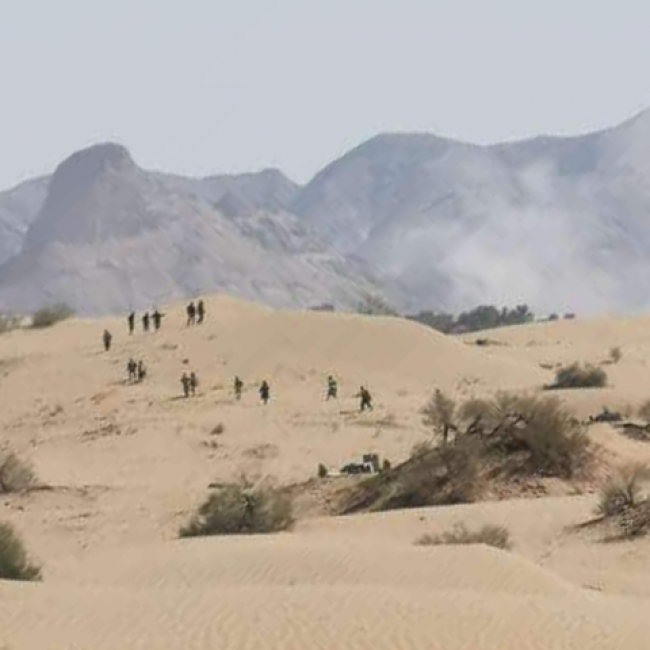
[1,109,650,317]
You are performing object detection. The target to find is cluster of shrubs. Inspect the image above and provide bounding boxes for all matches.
[336,390,591,515]
[0,451,41,582]
[545,363,608,390]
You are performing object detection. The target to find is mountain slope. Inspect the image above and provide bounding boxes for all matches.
[0,144,382,316]
[294,110,650,316]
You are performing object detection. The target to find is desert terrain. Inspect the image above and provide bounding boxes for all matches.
[3,296,650,648]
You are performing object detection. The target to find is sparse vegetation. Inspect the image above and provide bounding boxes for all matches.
[337,391,591,515]
[179,476,294,537]
[609,346,622,364]
[407,304,534,334]
[317,463,328,479]
[545,363,607,390]
[421,389,456,445]
[0,451,36,494]
[0,314,22,334]
[357,293,399,317]
[31,303,75,329]
[416,522,512,550]
[638,400,650,424]
[596,463,650,518]
[0,522,41,581]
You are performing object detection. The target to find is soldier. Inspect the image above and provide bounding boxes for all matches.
[259,380,270,405]
[356,386,373,412]
[137,360,147,382]
[152,309,164,331]
[326,375,338,400]
[142,311,150,332]
[181,372,190,398]
[186,302,196,327]
[127,358,137,383]
[189,371,198,396]
[127,311,135,335]
[234,376,243,401]
[197,299,205,324]
[103,329,112,352]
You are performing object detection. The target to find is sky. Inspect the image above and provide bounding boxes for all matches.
[1,0,649,190]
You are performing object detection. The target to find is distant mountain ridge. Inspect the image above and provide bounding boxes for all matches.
[1,109,650,316]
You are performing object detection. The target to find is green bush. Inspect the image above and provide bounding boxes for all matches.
[31,303,74,329]
[179,477,294,537]
[416,522,512,550]
[545,363,607,390]
[0,452,36,494]
[0,522,41,581]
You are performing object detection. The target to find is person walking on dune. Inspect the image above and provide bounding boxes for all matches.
[137,360,147,382]
[186,302,196,327]
[259,380,270,405]
[152,309,164,331]
[326,375,338,400]
[234,376,243,401]
[127,358,137,383]
[142,312,150,333]
[102,329,113,352]
[181,372,190,398]
[355,386,373,412]
[197,299,205,324]
[189,372,198,396]
[127,311,135,335]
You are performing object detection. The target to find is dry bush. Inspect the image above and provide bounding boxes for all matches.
[0,522,41,581]
[596,463,650,518]
[610,346,622,364]
[545,363,607,390]
[0,452,36,493]
[31,303,74,329]
[638,400,650,423]
[416,522,512,550]
[210,423,225,435]
[421,389,456,444]
[179,476,294,537]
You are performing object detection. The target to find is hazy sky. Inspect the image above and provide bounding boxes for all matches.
[1,0,648,190]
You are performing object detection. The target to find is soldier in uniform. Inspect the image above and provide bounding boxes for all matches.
[355,386,373,412]
[127,358,137,383]
[234,376,243,401]
[103,329,112,352]
[326,375,338,400]
[259,380,270,405]
[197,299,205,324]
[152,310,164,331]
[137,360,147,382]
[142,312,150,332]
[181,372,190,398]
[127,311,135,335]
[186,302,196,327]
[189,371,198,396]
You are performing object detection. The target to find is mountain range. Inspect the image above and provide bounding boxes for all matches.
[1,109,650,317]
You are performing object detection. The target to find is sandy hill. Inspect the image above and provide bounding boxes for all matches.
[3,298,650,648]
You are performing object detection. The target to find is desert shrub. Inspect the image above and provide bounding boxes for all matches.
[610,347,622,363]
[0,314,21,334]
[357,293,398,317]
[421,389,456,444]
[0,452,36,494]
[545,363,607,390]
[596,463,650,518]
[416,522,512,550]
[179,477,294,537]
[638,400,650,423]
[31,303,74,329]
[0,522,41,581]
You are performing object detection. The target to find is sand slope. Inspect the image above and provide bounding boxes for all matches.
[2,298,650,648]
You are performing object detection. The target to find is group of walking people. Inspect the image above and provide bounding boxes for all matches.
[102,299,374,410]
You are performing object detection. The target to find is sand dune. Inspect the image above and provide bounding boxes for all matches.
[2,297,650,648]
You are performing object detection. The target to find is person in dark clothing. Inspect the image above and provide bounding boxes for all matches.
[181,372,190,398]
[152,310,164,331]
[197,299,205,324]
[186,302,196,327]
[142,312,150,332]
[127,358,137,383]
[259,380,270,405]
[137,361,146,382]
[326,376,338,400]
[356,386,373,412]
[103,329,112,352]
[189,372,198,396]
[128,312,135,335]
[234,376,243,401]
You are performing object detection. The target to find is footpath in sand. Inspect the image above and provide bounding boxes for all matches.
[2,297,650,648]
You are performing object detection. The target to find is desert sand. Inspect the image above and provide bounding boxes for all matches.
[3,297,650,648]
